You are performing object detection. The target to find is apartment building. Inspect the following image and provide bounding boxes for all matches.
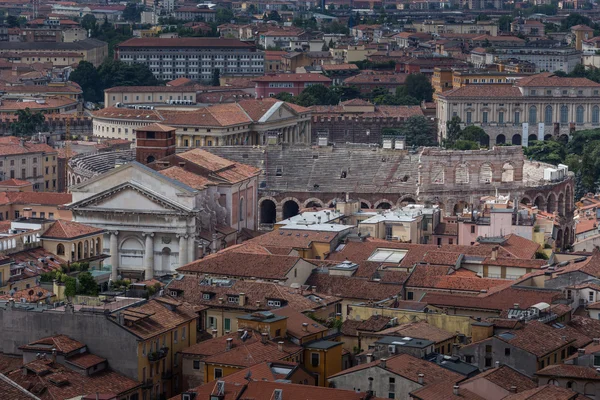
[0,38,108,67]
[0,137,58,192]
[491,47,582,73]
[115,38,265,81]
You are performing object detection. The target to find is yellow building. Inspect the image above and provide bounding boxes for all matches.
[114,297,198,400]
[41,219,105,265]
[0,256,37,294]
[303,340,343,387]
[432,67,531,97]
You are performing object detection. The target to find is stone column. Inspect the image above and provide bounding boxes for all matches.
[143,232,154,280]
[109,231,119,280]
[178,234,188,267]
[188,235,196,263]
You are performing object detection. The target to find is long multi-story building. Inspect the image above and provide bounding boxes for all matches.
[436,73,600,145]
[115,38,265,82]
[489,47,582,73]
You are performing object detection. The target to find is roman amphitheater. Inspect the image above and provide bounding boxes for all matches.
[67,144,575,247]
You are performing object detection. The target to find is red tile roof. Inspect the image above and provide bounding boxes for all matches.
[440,85,522,99]
[411,379,485,400]
[19,334,85,354]
[0,179,31,187]
[503,384,591,399]
[253,73,332,83]
[461,365,537,392]
[537,364,600,380]
[305,273,402,301]
[0,374,39,400]
[66,353,106,369]
[517,72,600,88]
[496,321,574,358]
[41,220,103,240]
[0,191,71,206]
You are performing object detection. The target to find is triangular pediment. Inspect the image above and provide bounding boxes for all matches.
[258,102,297,123]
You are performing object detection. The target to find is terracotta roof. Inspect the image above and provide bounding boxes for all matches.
[0,137,56,157]
[140,123,175,132]
[321,63,359,71]
[571,24,595,31]
[66,353,106,369]
[218,360,303,385]
[117,37,254,48]
[537,364,600,380]
[495,321,574,357]
[271,307,327,338]
[376,320,456,343]
[434,222,457,236]
[109,298,197,340]
[41,220,103,240]
[0,179,31,187]
[0,286,52,303]
[329,353,462,384]
[0,353,23,374]
[440,85,522,99]
[253,73,331,83]
[158,166,211,190]
[251,228,342,250]
[167,77,194,87]
[305,273,401,301]
[19,335,85,354]
[0,191,71,206]
[503,384,592,399]
[517,72,600,88]
[411,379,485,400]
[461,365,537,392]
[568,316,600,341]
[0,374,39,400]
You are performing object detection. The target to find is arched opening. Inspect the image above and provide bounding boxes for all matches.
[556,229,563,249]
[564,229,571,248]
[534,195,545,210]
[547,193,557,213]
[360,202,369,209]
[496,134,506,145]
[96,238,100,255]
[501,162,514,182]
[544,105,553,125]
[400,197,416,206]
[480,134,490,147]
[584,382,595,397]
[529,105,537,125]
[560,105,568,124]
[544,134,553,141]
[558,134,569,145]
[282,200,299,219]
[479,163,493,184]
[548,379,558,386]
[259,200,276,224]
[528,134,538,143]
[455,163,469,184]
[454,201,468,215]
[83,240,89,259]
[511,134,522,146]
[56,243,65,256]
[120,236,144,267]
[521,197,531,205]
[431,163,444,184]
[376,202,392,209]
[305,200,323,209]
[594,106,600,125]
[161,247,172,272]
[77,241,83,260]
[577,105,584,124]
[558,193,565,216]
[567,381,576,390]
[146,155,155,164]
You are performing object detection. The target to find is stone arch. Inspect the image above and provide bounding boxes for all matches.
[359,199,372,209]
[558,134,569,144]
[161,247,172,272]
[567,381,576,390]
[281,198,300,220]
[548,379,558,386]
[146,155,155,164]
[398,195,416,206]
[501,162,515,182]
[455,163,469,184]
[479,163,493,184]
[480,133,490,147]
[566,185,573,213]
[496,134,506,144]
[326,198,343,208]
[56,243,65,256]
[76,176,82,184]
[83,240,89,259]
[528,134,538,143]
[96,237,101,255]
[520,196,532,205]
[430,163,444,184]
[120,235,144,251]
[259,198,276,225]
[453,201,468,215]
[374,199,393,209]
[533,194,545,210]
[303,198,324,209]
[544,134,553,141]
[558,192,565,216]
[584,383,595,397]
[511,134,522,146]
[77,241,83,260]
[547,192,557,213]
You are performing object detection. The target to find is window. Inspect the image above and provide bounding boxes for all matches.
[514,111,520,124]
[531,90,536,95]
[466,111,472,124]
[577,106,584,124]
[224,318,231,332]
[208,316,216,329]
[214,368,223,379]
[482,111,488,123]
[407,291,414,300]
[182,326,186,340]
[546,90,552,95]
[590,291,595,302]
[193,360,200,370]
[174,329,178,343]
[485,358,492,367]
[528,105,537,125]
[498,112,504,124]
[388,377,395,398]
[239,197,244,222]
[267,300,281,307]
[33,157,37,163]
[10,160,14,166]
[311,353,320,367]
[227,296,238,303]
[567,290,572,300]
[561,105,569,124]
[21,169,25,179]
[594,355,600,366]
[593,106,600,125]
[21,159,25,165]
[545,105,553,124]
[33,167,36,176]
[449,239,453,244]
[505,348,511,356]
[465,355,473,363]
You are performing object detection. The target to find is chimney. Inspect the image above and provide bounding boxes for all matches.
[278,341,284,352]
[239,293,246,306]
[218,297,224,304]
[452,344,459,356]
[513,303,519,310]
[594,338,600,345]
[211,233,219,253]
[8,297,14,308]
[302,322,309,332]
[418,373,424,384]
[256,300,261,308]
[212,329,218,338]
[226,338,233,351]
[578,348,586,356]
[453,385,459,396]
[366,353,373,363]
[51,348,57,364]
[509,386,517,393]
[379,358,386,369]
[261,332,268,344]
[495,361,500,368]
[491,246,498,261]
[237,329,244,338]
[22,207,32,219]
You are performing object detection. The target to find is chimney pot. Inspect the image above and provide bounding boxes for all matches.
[51,348,57,364]
[261,332,268,344]
[239,293,246,306]
[278,341,284,352]
[453,385,459,396]
[226,338,233,351]
[417,373,424,384]
[594,338,600,345]
[513,303,519,309]
[237,329,244,338]
[366,353,373,363]
[495,361,500,368]
[302,322,309,332]
[379,358,386,369]
[579,348,586,355]
[212,329,218,338]
[509,386,517,393]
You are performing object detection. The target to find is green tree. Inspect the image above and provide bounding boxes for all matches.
[11,108,45,137]
[383,115,436,147]
[445,116,462,146]
[321,42,329,51]
[560,14,591,30]
[452,140,480,150]
[97,59,158,89]
[274,92,294,102]
[77,271,98,296]
[301,84,339,105]
[267,10,281,21]
[498,15,513,31]
[122,3,141,22]
[331,85,361,101]
[216,8,234,24]
[81,14,97,32]
[64,276,77,299]
[211,68,220,86]
[567,128,600,155]
[523,139,566,165]
[460,126,488,145]
[580,141,600,193]
[69,61,102,102]
[405,73,434,102]
[6,15,19,28]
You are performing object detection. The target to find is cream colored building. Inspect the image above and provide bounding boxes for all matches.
[104,86,200,108]
[358,206,433,243]
[92,99,312,147]
[0,137,58,192]
[411,20,499,36]
[436,73,600,145]
[41,219,105,264]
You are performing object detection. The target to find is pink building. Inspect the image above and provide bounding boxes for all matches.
[253,73,332,98]
[457,208,535,246]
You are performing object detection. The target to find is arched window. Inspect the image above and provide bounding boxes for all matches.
[577,106,584,124]
[239,197,245,222]
[528,105,537,125]
[560,105,569,124]
[544,105,553,125]
[593,106,600,125]
[56,243,65,256]
[455,163,469,184]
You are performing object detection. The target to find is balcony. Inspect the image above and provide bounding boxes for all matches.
[148,347,169,362]
[142,378,154,389]
[161,370,173,380]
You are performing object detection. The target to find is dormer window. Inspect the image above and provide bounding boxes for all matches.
[228,295,239,303]
[546,90,552,95]
[563,90,568,95]
[530,90,536,95]
[202,293,212,300]
[267,300,281,307]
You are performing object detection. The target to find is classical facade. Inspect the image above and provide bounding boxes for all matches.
[91,99,312,147]
[436,73,600,145]
[67,149,260,279]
